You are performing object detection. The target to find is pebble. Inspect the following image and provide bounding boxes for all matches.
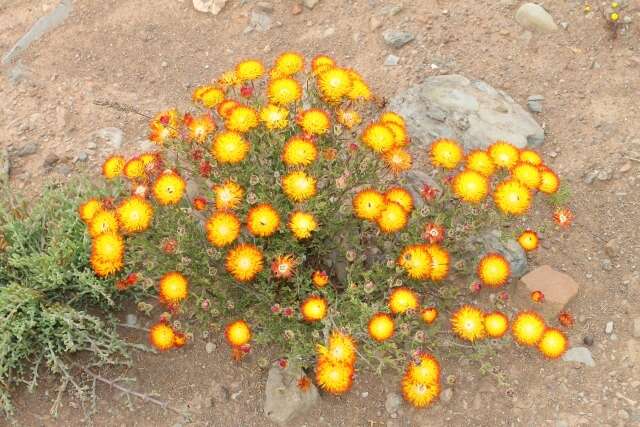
[597,169,612,181]
[161,61,168,68]
[515,3,558,32]
[361,392,369,398]
[527,95,544,113]
[291,3,302,14]
[382,29,415,49]
[601,259,613,271]
[370,16,383,31]
[605,321,614,334]
[582,335,594,346]
[205,342,216,353]
[385,392,402,414]
[562,347,595,367]
[76,151,88,162]
[43,152,60,168]
[583,170,598,185]
[618,409,630,420]
[125,314,138,327]
[619,162,631,173]
[633,318,640,338]
[384,54,400,66]
[15,142,39,157]
[302,0,319,9]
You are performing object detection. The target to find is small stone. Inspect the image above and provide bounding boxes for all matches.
[321,27,335,38]
[597,169,612,181]
[192,0,227,15]
[583,336,594,346]
[87,141,97,150]
[384,54,400,66]
[440,388,453,403]
[632,318,640,338]
[605,321,614,334]
[527,100,543,113]
[370,16,383,31]
[302,0,319,9]
[161,61,168,68]
[76,151,88,162]
[601,259,613,271]
[382,29,415,49]
[562,347,595,367]
[385,392,402,414]
[604,239,619,258]
[292,2,303,14]
[560,22,569,30]
[618,409,630,420]
[361,392,369,398]
[125,314,138,327]
[519,265,579,317]
[583,170,598,185]
[250,8,273,32]
[43,152,60,168]
[515,3,558,32]
[15,142,39,157]
[619,162,631,173]
[205,342,216,353]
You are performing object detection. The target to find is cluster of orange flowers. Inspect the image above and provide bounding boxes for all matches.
[314,331,357,395]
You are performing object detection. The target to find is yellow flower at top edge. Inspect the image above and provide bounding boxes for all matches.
[311,54,336,74]
[376,202,408,233]
[247,203,280,237]
[519,149,543,166]
[352,189,385,221]
[88,210,119,238]
[336,109,362,129]
[538,166,560,194]
[116,196,154,234]
[225,105,259,133]
[259,104,289,130]
[102,155,125,179]
[388,287,419,314]
[397,244,432,280]
[124,158,146,181]
[493,179,532,215]
[384,122,409,147]
[282,171,317,202]
[512,162,542,189]
[184,113,216,144]
[380,112,406,129]
[282,136,318,167]
[288,211,318,239]
[383,147,413,174]
[384,187,414,213]
[452,170,489,203]
[465,150,496,177]
[488,141,520,169]
[297,109,330,135]
[192,85,226,109]
[450,305,486,342]
[158,271,189,305]
[317,67,353,102]
[477,252,510,287]
[205,211,241,247]
[152,172,186,205]
[538,328,568,359]
[148,109,180,145]
[91,231,124,262]
[213,180,244,211]
[361,123,395,153]
[236,59,265,81]
[79,198,103,223]
[511,311,546,346]
[225,243,264,282]
[274,52,305,76]
[267,77,302,106]
[430,138,463,169]
[212,131,250,164]
[217,70,240,89]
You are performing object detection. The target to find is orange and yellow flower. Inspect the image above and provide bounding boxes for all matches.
[149,109,180,144]
[401,375,440,408]
[315,359,354,395]
[149,322,176,351]
[361,123,395,153]
[225,243,264,282]
[388,287,419,314]
[91,232,124,262]
[225,105,259,133]
[493,179,531,215]
[184,113,216,144]
[368,313,395,342]
[352,189,385,221]
[259,104,289,130]
[538,167,560,194]
[88,210,119,237]
[518,230,539,251]
[511,311,546,346]
[488,141,520,169]
[116,196,154,234]
[213,180,244,210]
[519,149,543,166]
[317,331,357,365]
[153,172,186,205]
[274,52,305,76]
[421,307,438,324]
[236,59,264,81]
[465,150,496,177]
[193,85,225,108]
[380,112,405,128]
[267,77,302,105]
[282,171,316,202]
[553,207,574,227]
[346,74,372,102]
[450,305,486,342]
[452,170,489,203]
[212,131,250,164]
[297,109,330,135]
[425,244,450,281]
[312,270,329,288]
[430,139,463,169]
[311,55,335,74]
[282,136,318,167]
[484,311,509,338]
[405,353,440,384]
[376,202,408,233]
[206,211,241,247]
[158,271,189,304]
[512,162,542,189]
[217,100,239,119]
[538,328,568,359]
[383,147,413,174]
[384,187,413,213]
[102,155,125,179]
[336,109,362,129]
[124,158,146,181]
[288,211,318,239]
[477,253,510,287]
[247,204,280,237]
[225,320,252,347]
[397,244,432,280]
[79,198,103,223]
[301,296,328,322]
[271,255,296,280]
[317,67,352,102]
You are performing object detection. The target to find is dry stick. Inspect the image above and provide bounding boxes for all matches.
[78,365,188,416]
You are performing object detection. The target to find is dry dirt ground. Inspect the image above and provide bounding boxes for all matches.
[2,0,640,426]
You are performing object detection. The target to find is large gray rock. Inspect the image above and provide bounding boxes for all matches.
[264,363,319,425]
[515,3,558,32]
[389,74,544,152]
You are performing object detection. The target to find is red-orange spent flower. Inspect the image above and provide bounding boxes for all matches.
[271,255,297,280]
[423,223,445,244]
[193,197,208,211]
[558,311,574,328]
[553,208,574,228]
[312,270,329,288]
[531,290,545,303]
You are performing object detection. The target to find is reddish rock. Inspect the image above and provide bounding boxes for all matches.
[515,265,579,319]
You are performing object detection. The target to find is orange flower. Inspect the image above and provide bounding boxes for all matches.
[383,147,413,174]
[388,287,419,314]
[553,208,574,227]
[271,255,296,280]
[420,307,438,324]
[225,320,252,347]
[518,230,539,251]
[477,253,510,287]
[312,270,330,288]
[531,290,544,303]
[149,321,176,351]
[423,223,445,244]
[193,197,208,211]
[368,313,395,342]
[300,296,328,322]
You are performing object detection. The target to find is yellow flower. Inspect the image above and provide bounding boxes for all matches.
[236,59,264,81]
[336,109,362,129]
[384,187,413,213]
[511,311,546,346]
[397,244,432,280]
[300,296,328,322]
[401,375,440,408]
[91,232,124,262]
[212,131,250,164]
[488,141,520,169]
[361,123,395,153]
[225,320,252,347]
[380,112,405,128]
[267,77,302,106]
[317,67,352,102]
[465,150,496,177]
[247,203,280,237]
[352,189,385,221]
[315,359,354,395]
[368,313,395,342]
[297,109,330,135]
[124,158,146,180]
[274,52,305,76]
[148,109,180,145]
[384,122,409,147]
[259,104,289,130]
[346,72,372,101]
[430,139,463,169]
[206,211,241,247]
[282,136,318,167]
[152,172,186,205]
[512,162,541,189]
[383,147,413,174]
[288,211,318,239]
[184,113,216,144]
[450,305,486,342]
[477,253,510,287]
[518,230,539,251]
[484,311,509,338]
[452,170,489,203]
[102,155,125,179]
[78,199,103,223]
[90,254,123,277]
[158,272,189,304]
[311,54,336,74]
[405,353,440,384]
[225,105,259,133]
[425,244,450,281]
[376,202,408,233]
[317,331,357,365]
[217,70,240,88]
[217,100,239,119]
[149,322,176,351]
[519,149,543,166]
[282,171,316,202]
[192,85,225,108]
[493,179,531,215]
[116,196,154,234]
[538,328,568,359]
[421,307,438,324]
[388,287,419,314]
[225,243,264,282]
[538,166,560,194]
[88,210,119,238]
[213,180,244,211]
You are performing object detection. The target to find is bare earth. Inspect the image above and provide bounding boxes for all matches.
[2,0,640,426]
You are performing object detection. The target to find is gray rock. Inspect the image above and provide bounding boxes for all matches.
[76,151,88,162]
[633,318,640,338]
[250,8,273,32]
[605,321,614,334]
[15,142,39,157]
[389,75,544,153]
[264,364,319,425]
[527,95,544,113]
[385,392,402,414]
[515,3,558,32]
[382,29,415,48]
[302,0,320,9]
[562,347,595,367]
[475,230,528,278]
[384,54,400,66]
[55,164,71,176]
[205,342,216,354]
[0,149,9,183]
[43,153,60,168]
[96,127,123,150]
[601,258,613,271]
[125,314,138,327]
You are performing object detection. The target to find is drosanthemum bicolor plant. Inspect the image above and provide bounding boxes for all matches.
[80,52,574,409]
